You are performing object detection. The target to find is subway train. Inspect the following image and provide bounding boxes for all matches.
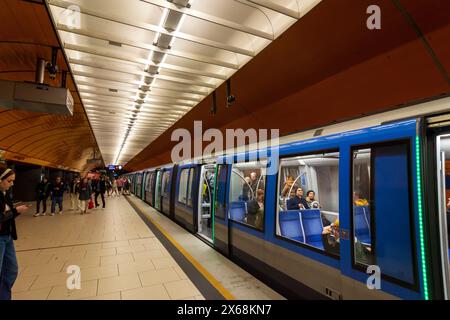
[123,97,450,300]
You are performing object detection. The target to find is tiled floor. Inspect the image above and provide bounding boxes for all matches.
[127,195,284,300]
[13,194,204,300]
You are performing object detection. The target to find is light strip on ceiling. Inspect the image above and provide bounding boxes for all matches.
[114,2,191,165]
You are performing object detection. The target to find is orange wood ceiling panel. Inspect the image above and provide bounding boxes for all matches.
[0,0,101,172]
[125,0,450,172]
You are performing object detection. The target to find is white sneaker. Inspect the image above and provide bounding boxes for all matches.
[41,212,46,216]
[58,211,63,215]
[50,212,55,216]
[33,213,40,217]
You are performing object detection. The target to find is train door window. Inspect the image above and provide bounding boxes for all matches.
[146,173,152,191]
[229,161,267,231]
[198,165,215,241]
[161,170,171,196]
[277,151,339,255]
[186,168,194,207]
[178,169,189,204]
[352,142,417,286]
[214,165,227,220]
[436,134,450,298]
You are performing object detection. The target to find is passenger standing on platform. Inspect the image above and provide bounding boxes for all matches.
[105,177,112,197]
[96,175,106,209]
[92,177,99,207]
[0,165,29,300]
[111,178,118,197]
[124,178,130,195]
[69,177,79,211]
[78,177,91,214]
[117,178,123,195]
[50,177,64,216]
[34,176,50,217]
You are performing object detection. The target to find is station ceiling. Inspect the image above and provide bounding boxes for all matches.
[47,0,318,166]
[0,0,449,173]
[0,0,101,172]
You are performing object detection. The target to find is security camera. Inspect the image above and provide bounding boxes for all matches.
[226,79,236,107]
[46,62,59,80]
[46,47,59,81]
[227,94,236,106]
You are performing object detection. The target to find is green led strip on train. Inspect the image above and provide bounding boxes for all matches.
[415,136,429,300]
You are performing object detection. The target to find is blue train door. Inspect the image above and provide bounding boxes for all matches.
[213,164,230,256]
[344,138,422,299]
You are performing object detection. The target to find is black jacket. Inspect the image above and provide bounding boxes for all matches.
[287,195,309,210]
[0,191,20,239]
[51,181,65,197]
[98,180,107,193]
[36,181,50,198]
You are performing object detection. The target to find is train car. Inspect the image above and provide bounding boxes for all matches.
[213,119,422,300]
[128,97,450,300]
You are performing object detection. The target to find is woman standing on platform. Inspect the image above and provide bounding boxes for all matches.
[0,165,29,300]
[78,177,92,214]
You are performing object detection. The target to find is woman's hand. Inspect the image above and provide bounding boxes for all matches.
[322,226,332,234]
[15,205,29,214]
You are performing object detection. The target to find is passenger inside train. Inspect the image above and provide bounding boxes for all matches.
[229,162,266,231]
[277,152,339,251]
[322,219,340,256]
[286,188,309,210]
[306,190,320,209]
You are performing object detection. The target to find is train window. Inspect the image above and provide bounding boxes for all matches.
[229,161,267,231]
[178,169,189,204]
[277,152,339,255]
[145,172,152,191]
[214,165,227,220]
[161,170,171,196]
[352,142,416,286]
[186,168,194,207]
[352,149,375,266]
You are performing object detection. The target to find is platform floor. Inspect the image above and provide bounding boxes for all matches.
[12,193,284,300]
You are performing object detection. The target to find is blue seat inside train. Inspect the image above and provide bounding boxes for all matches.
[279,211,304,243]
[354,206,371,244]
[301,209,324,250]
[229,201,247,222]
